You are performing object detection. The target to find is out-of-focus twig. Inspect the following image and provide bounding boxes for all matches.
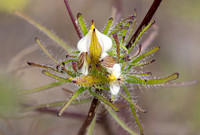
[111,0,122,23]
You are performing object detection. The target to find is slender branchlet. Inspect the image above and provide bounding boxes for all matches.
[64,0,82,39]
[126,0,162,49]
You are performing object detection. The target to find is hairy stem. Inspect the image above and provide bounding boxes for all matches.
[78,89,100,135]
[126,0,162,49]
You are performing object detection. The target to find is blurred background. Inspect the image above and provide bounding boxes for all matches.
[0,0,199,135]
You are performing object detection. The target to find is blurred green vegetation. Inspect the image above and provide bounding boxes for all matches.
[0,75,20,117]
[0,0,29,13]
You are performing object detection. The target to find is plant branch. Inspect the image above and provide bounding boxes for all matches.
[64,0,82,39]
[78,89,100,135]
[126,0,162,49]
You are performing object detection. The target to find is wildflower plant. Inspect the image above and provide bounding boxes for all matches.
[16,0,180,134]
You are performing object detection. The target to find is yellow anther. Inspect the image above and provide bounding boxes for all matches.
[90,20,95,30]
[109,73,117,82]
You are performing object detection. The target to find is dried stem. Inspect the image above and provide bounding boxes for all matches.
[126,0,162,49]
[78,89,100,135]
[64,0,82,39]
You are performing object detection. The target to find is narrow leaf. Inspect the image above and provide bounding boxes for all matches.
[122,85,144,135]
[58,87,86,116]
[35,37,58,64]
[42,70,71,82]
[77,13,88,35]
[17,81,64,95]
[128,20,155,53]
[131,46,159,64]
[89,89,119,112]
[14,11,72,53]
[126,72,179,85]
[103,17,113,35]
[105,105,138,135]
[21,98,92,112]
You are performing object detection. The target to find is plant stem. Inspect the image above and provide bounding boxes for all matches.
[64,0,82,39]
[78,89,100,135]
[126,0,162,49]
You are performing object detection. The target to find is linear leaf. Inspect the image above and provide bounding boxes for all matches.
[122,85,144,135]
[35,37,58,64]
[126,73,179,85]
[89,89,119,112]
[17,81,64,95]
[103,17,113,35]
[105,105,138,135]
[22,98,92,112]
[15,11,72,53]
[42,70,71,82]
[58,87,86,116]
[77,13,88,35]
[131,46,159,64]
[128,20,155,53]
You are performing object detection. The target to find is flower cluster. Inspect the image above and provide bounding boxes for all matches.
[67,20,123,101]
[16,1,179,134]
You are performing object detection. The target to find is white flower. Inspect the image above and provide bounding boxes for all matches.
[77,21,112,53]
[77,21,112,75]
[109,64,122,101]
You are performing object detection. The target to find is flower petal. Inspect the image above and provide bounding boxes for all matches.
[112,64,121,78]
[110,83,120,96]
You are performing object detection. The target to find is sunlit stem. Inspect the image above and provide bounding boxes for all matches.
[103,17,113,35]
[88,89,119,112]
[122,85,144,135]
[64,0,82,38]
[128,20,155,53]
[126,72,179,85]
[77,13,88,35]
[119,94,146,113]
[58,87,86,117]
[14,11,72,53]
[35,37,58,64]
[112,33,120,63]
